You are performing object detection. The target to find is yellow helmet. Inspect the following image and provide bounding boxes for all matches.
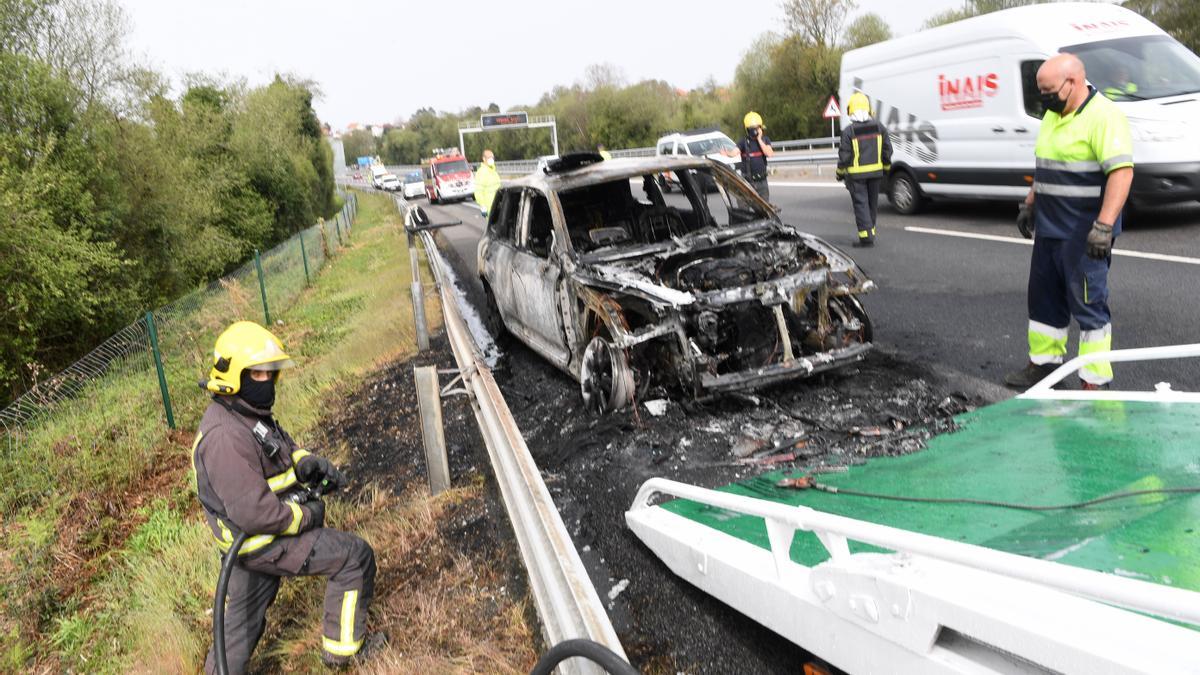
[743,111,764,129]
[847,92,871,117]
[202,321,295,395]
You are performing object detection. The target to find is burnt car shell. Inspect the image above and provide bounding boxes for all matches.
[477,155,875,412]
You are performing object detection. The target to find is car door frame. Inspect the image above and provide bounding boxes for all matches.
[481,187,524,331]
[508,187,571,368]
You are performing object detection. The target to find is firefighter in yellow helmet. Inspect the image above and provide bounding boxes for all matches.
[737,111,774,199]
[194,321,378,672]
[836,92,893,247]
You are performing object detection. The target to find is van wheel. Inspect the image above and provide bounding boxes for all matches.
[888,170,924,215]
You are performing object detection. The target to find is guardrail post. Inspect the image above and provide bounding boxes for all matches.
[299,229,311,286]
[145,311,175,429]
[409,231,430,352]
[254,249,272,325]
[414,366,450,495]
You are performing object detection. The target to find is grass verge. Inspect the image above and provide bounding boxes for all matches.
[0,191,534,673]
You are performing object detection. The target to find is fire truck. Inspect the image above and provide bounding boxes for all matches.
[421,148,475,204]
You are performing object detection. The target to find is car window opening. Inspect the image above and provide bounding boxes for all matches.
[561,168,772,254]
[526,192,554,258]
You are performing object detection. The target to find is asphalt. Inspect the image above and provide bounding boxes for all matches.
[404,181,1200,392]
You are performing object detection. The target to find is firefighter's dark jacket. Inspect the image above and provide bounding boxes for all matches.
[192,396,319,559]
[837,119,893,181]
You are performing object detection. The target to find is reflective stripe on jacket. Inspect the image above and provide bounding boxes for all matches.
[1033,88,1133,240]
[837,119,892,181]
[192,399,316,556]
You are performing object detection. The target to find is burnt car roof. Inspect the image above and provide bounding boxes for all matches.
[506,155,717,192]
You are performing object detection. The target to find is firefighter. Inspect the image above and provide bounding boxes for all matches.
[1005,53,1132,391]
[474,149,501,218]
[835,92,892,247]
[737,111,774,200]
[194,321,376,672]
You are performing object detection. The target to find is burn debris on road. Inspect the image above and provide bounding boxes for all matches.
[494,336,985,673]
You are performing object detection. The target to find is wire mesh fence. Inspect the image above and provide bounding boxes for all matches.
[0,192,359,453]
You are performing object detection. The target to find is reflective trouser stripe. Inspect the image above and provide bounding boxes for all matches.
[1079,324,1113,384]
[323,590,362,656]
[858,229,870,239]
[1028,320,1068,365]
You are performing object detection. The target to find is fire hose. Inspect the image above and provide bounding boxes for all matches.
[213,480,331,675]
[529,639,640,675]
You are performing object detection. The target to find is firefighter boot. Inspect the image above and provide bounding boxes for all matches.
[1003,362,1059,389]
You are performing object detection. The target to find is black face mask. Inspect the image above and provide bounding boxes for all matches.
[1040,82,1072,115]
[238,371,276,410]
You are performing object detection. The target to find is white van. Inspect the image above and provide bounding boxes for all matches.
[839,2,1200,213]
[656,129,741,191]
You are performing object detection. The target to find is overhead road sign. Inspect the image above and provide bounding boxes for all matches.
[482,111,530,128]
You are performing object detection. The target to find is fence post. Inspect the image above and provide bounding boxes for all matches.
[146,311,176,429]
[414,366,450,494]
[254,249,272,325]
[299,228,311,286]
[335,215,344,247]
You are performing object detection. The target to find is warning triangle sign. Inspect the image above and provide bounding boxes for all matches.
[822,96,841,119]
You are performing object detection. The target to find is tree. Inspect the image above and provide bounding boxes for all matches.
[782,0,858,48]
[1123,0,1200,53]
[844,12,892,49]
[923,0,1042,28]
[341,128,377,164]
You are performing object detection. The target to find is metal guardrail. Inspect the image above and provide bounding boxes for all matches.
[357,136,840,178]
[394,196,627,674]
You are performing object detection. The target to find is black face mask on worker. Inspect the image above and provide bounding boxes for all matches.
[1040,81,1072,115]
[238,371,276,410]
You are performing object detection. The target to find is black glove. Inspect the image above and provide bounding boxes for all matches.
[296,455,348,492]
[1086,220,1114,259]
[303,499,325,531]
[1016,203,1035,239]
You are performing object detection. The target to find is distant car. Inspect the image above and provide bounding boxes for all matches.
[655,129,742,192]
[379,174,402,192]
[476,153,874,413]
[402,170,425,199]
[353,171,362,180]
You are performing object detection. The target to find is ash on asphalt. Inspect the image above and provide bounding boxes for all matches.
[497,341,985,673]
[430,230,1002,673]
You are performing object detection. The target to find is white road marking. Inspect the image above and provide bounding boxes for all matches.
[905,226,1200,266]
[769,181,843,188]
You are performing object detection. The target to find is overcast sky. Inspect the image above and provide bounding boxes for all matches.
[117,0,963,130]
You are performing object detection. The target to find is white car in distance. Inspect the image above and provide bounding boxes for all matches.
[402,170,425,198]
[379,173,402,192]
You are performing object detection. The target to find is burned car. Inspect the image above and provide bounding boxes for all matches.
[477,153,875,412]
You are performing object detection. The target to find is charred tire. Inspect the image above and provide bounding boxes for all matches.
[832,294,873,343]
[887,169,924,215]
[481,283,507,340]
[580,336,635,413]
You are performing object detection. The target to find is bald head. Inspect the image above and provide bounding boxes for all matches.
[1037,53,1088,114]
